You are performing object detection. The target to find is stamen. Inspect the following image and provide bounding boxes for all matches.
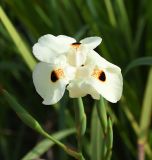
[50,69,64,82]
[92,69,106,82]
[71,42,81,49]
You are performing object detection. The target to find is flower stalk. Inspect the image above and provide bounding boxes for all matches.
[105,116,113,160]
[96,97,108,135]
[2,89,85,160]
[74,98,86,152]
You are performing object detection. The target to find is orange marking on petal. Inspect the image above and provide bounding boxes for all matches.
[92,69,106,82]
[50,69,64,82]
[71,42,81,49]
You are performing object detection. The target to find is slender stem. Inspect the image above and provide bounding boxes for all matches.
[2,89,84,160]
[96,97,107,136]
[41,130,85,160]
[74,98,86,156]
[138,142,145,160]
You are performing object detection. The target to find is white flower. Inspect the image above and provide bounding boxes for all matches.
[33,34,102,67]
[67,50,123,103]
[32,34,123,105]
[32,56,75,105]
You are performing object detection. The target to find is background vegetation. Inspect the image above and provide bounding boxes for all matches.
[0,0,152,160]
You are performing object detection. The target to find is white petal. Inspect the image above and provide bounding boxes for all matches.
[64,65,76,80]
[80,37,102,49]
[87,50,121,73]
[67,47,87,67]
[67,79,100,99]
[33,43,60,63]
[57,35,76,44]
[67,80,87,98]
[76,64,94,78]
[89,68,123,103]
[81,82,100,99]
[38,34,56,47]
[32,62,68,105]
[38,34,70,53]
[33,34,73,63]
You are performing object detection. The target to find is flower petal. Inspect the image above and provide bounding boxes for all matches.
[89,67,123,103]
[33,34,75,63]
[38,34,73,53]
[67,80,87,98]
[67,47,87,67]
[80,37,102,49]
[67,79,100,100]
[57,35,76,44]
[33,43,58,63]
[32,62,68,105]
[87,50,121,73]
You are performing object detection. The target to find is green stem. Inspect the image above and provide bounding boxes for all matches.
[41,130,85,160]
[74,98,86,154]
[2,89,85,160]
[96,97,108,136]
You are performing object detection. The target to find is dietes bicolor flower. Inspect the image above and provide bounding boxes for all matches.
[32,34,123,105]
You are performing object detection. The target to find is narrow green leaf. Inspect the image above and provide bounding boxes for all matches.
[116,0,132,50]
[91,106,104,160]
[104,0,117,27]
[139,68,152,144]
[86,0,98,18]
[22,128,75,160]
[132,18,145,56]
[0,6,36,70]
[2,90,44,133]
[120,97,152,158]
[124,57,152,75]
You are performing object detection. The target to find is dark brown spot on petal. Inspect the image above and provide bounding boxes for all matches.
[50,71,58,82]
[99,71,106,82]
[92,69,106,82]
[50,69,64,83]
[71,42,81,49]
[72,42,81,45]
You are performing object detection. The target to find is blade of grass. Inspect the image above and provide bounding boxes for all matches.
[104,0,117,27]
[123,57,152,75]
[120,97,152,158]
[22,128,75,160]
[91,106,104,160]
[132,17,145,56]
[0,6,36,70]
[116,0,132,51]
[138,68,152,158]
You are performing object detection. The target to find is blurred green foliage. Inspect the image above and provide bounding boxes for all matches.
[0,0,152,160]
